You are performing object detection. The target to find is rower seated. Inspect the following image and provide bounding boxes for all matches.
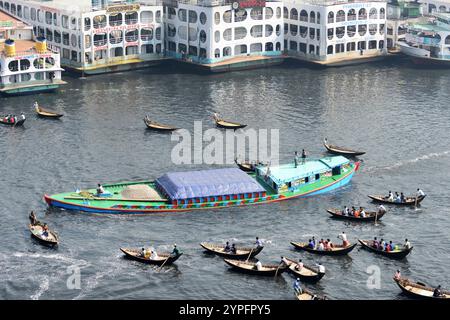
[41,224,49,238]
[295,259,303,271]
[255,260,263,271]
[433,285,443,298]
[307,239,315,249]
[230,244,237,254]
[224,241,231,252]
[96,183,111,197]
[150,250,158,259]
[171,244,180,257]
[403,239,411,250]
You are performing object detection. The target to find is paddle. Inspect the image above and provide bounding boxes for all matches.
[274,262,282,278]
[414,196,418,209]
[374,209,378,226]
[245,248,254,262]
[158,255,171,271]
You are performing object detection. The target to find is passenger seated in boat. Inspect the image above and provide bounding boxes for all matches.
[140,247,146,257]
[395,192,402,203]
[97,184,105,195]
[224,241,231,252]
[293,278,302,295]
[327,239,333,249]
[150,250,158,260]
[360,207,366,218]
[307,239,315,249]
[255,260,263,271]
[380,238,386,250]
[387,191,394,201]
[311,236,316,247]
[372,237,380,249]
[230,244,237,254]
[394,270,401,280]
[295,259,303,271]
[403,239,411,250]
[144,248,151,259]
[350,207,356,216]
[41,224,49,238]
[433,285,443,297]
[317,241,325,251]
[400,192,406,203]
[354,209,360,218]
[342,206,349,215]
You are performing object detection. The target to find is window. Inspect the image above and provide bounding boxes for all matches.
[276,24,281,36]
[156,11,161,23]
[284,23,288,35]
[299,42,306,53]
[290,24,298,36]
[223,28,232,41]
[200,12,207,24]
[309,27,315,39]
[309,45,315,54]
[234,9,247,22]
[214,48,220,58]
[178,9,187,22]
[358,24,367,36]
[167,8,176,19]
[379,24,385,35]
[283,7,288,19]
[214,12,220,24]
[335,43,344,53]
[328,12,334,23]
[336,26,345,38]
[310,11,315,23]
[290,9,298,20]
[327,45,333,55]
[265,42,273,51]
[265,25,273,37]
[347,42,356,51]
[315,174,320,180]
[358,8,367,20]
[317,29,320,40]
[250,8,263,20]
[31,8,36,21]
[265,7,273,20]
[317,12,320,24]
[141,11,153,23]
[168,24,176,37]
[327,28,333,40]
[276,7,281,19]
[155,27,161,40]
[223,10,232,23]
[125,11,138,25]
[300,26,307,38]
[200,30,206,43]
[223,46,231,56]
[109,13,122,26]
[369,24,377,35]
[250,43,262,53]
[188,10,197,23]
[236,26,248,39]
[358,41,366,50]
[369,8,377,19]
[369,40,377,49]
[380,8,385,19]
[379,40,384,49]
[300,10,308,22]
[234,44,247,55]
[290,41,297,51]
[347,25,356,37]
[348,9,356,21]
[336,10,345,22]
[45,11,52,25]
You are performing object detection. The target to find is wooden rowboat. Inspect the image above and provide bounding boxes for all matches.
[200,242,263,259]
[323,138,365,156]
[394,278,449,299]
[144,116,179,131]
[368,194,426,206]
[290,241,357,256]
[213,113,247,129]
[235,160,254,172]
[326,209,386,222]
[358,239,413,259]
[223,259,287,276]
[284,257,325,283]
[0,116,25,126]
[120,248,182,265]
[29,224,58,246]
[297,289,327,300]
[35,105,63,118]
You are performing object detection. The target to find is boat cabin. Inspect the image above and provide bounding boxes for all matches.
[255,156,350,193]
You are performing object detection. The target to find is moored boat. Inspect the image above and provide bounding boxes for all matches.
[358,239,413,259]
[35,105,64,118]
[290,241,357,256]
[44,156,359,214]
[144,116,179,131]
[368,194,426,206]
[213,113,247,129]
[120,248,182,265]
[326,209,386,222]
[29,224,58,246]
[200,242,263,259]
[223,259,287,276]
[394,278,449,299]
[284,257,325,283]
[323,138,365,156]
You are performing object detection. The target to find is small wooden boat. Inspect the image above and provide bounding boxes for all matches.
[224,259,288,276]
[0,116,25,126]
[284,257,325,283]
[323,138,365,156]
[290,241,357,256]
[120,248,182,265]
[358,239,413,259]
[394,278,450,299]
[29,224,58,246]
[297,289,327,300]
[368,194,426,206]
[35,105,63,118]
[144,116,179,131]
[200,242,263,259]
[213,113,247,129]
[326,209,386,222]
[235,160,254,172]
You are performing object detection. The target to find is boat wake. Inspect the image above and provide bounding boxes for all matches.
[30,276,50,300]
[365,150,450,172]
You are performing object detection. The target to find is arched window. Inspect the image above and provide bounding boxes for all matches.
[336,10,345,22]
[250,25,263,38]
[336,26,345,38]
[358,24,367,36]
[199,30,206,43]
[358,8,367,20]
[265,7,273,19]
[290,8,298,20]
[234,9,247,22]
[290,24,298,36]
[251,8,263,20]
[276,24,281,36]
[235,27,247,40]
[328,11,334,23]
[327,45,333,55]
[214,12,220,24]
[429,4,436,13]
[214,31,220,43]
[223,47,231,56]
[347,25,356,37]
[300,10,308,22]
[446,35,450,45]
[178,9,187,22]
[379,8,385,19]
[439,5,447,12]
[200,12,207,24]
[369,8,377,19]
[310,11,315,23]
[276,7,281,19]
[369,24,377,35]
[348,9,356,21]
[223,10,232,23]
[283,7,288,19]
[214,48,220,58]
[265,25,273,37]
[223,28,232,41]
[265,42,274,51]
[327,28,333,40]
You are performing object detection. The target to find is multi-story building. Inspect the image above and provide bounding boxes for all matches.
[0,0,165,74]
[284,0,387,66]
[386,0,422,51]
[1,9,64,95]
[420,0,450,14]
[164,0,285,72]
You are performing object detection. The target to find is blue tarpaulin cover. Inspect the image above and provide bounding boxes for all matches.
[156,168,266,201]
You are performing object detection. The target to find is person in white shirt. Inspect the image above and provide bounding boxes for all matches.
[338,232,349,247]
[387,191,394,201]
[360,208,366,218]
[378,204,386,214]
[416,188,425,197]
[20,112,25,121]
[150,250,158,259]
[316,263,326,275]
[342,206,350,215]
[295,259,304,271]
[255,237,264,248]
[255,260,263,271]
[318,242,325,251]
[403,239,411,250]
[394,269,401,281]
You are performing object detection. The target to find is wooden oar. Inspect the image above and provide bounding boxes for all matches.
[414,196,418,209]
[158,255,171,271]
[374,210,378,226]
[245,248,254,262]
[274,261,284,278]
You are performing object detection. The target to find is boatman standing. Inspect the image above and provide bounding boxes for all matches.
[316,263,326,275]
[294,151,299,168]
[255,237,264,248]
[416,188,425,198]
[301,149,307,164]
[338,232,349,247]
[378,204,386,214]
[293,278,303,295]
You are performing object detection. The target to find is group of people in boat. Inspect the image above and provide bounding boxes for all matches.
[371,237,411,252]
[384,188,425,203]
[223,237,264,255]
[307,232,349,250]
[2,113,25,124]
[294,150,307,168]
[29,211,50,238]
[140,244,181,259]
[341,206,367,218]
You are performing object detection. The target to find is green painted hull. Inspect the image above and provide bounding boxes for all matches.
[44,162,358,215]
[1,84,59,96]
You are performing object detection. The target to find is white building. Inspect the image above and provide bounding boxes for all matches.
[1,9,64,95]
[284,0,387,66]
[0,0,164,74]
[164,0,285,71]
[420,0,450,13]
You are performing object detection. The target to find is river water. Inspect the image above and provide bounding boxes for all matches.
[1,58,449,300]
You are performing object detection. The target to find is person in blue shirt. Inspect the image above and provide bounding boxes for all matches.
[293,278,303,295]
[308,239,315,249]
